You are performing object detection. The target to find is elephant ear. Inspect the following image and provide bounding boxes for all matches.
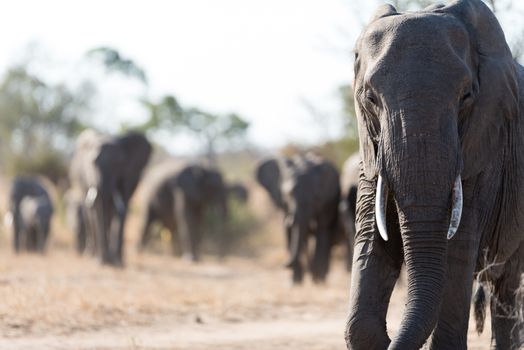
[255,158,284,209]
[439,0,519,179]
[115,132,152,199]
[354,5,398,180]
[370,4,397,22]
[354,51,378,180]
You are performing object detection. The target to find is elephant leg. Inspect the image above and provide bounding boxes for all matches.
[345,178,402,350]
[490,242,524,350]
[138,207,155,251]
[287,215,308,285]
[167,217,181,256]
[26,227,37,251]
[76,206,87,254]
[175,190,201,262]
[113,205,127,266]
[13,212,21,253]
[96,200,112,265]
[311,215,333,283]
[36,227,45,253]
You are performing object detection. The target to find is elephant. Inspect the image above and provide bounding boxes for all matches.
[9,176,53,252]
[339,153,360,270]
[69,129,151,266]
[64,188,86,254]
[226,182,249,203]
[345,1,524,349]
[138,162,229,261]
[255,153,341,284]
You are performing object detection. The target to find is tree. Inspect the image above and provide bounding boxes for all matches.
[86,47,249,161]
[0,63,92,182]
[86,47,148,84]
[140,95,250,163]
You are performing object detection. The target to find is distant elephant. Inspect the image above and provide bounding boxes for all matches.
[138,162,229,261]
[339,153,359,270]
[69,129,151,266]
[226,182,249,203]
[345,1,524,349]
[9,176,53,252]
[256,153,340,284]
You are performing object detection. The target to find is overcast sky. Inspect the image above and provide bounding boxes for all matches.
[0,1,519,155]
[0,0,369,154]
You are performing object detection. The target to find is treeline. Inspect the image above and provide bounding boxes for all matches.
[0,47,251,183]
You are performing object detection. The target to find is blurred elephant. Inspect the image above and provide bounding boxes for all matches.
[138,162,229,261]
[9,176,54,252]
[69,129,151,266]
[256,153,341,284]
[226,182,249,203]
[339,153,360,270]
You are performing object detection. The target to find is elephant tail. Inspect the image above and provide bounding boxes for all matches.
[473,282,487,335]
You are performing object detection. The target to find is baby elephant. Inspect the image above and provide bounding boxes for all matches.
[10,177,54,252]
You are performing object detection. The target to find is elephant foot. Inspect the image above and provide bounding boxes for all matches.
[312,275,327,284]
[284,257,298,268]
[292,266,304,285]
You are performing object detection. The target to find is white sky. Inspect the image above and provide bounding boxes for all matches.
[0,1,520,155]
[0,0,366,155]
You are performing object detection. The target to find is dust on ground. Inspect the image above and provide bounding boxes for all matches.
[0,250,492,350]
[0,183,492,349]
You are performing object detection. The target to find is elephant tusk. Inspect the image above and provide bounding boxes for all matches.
[375,175,389,241]
[447,175,463,240]
[85,187,98,208]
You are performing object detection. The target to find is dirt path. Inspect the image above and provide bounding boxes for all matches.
[0,250,492,349]
[0,318,347,350]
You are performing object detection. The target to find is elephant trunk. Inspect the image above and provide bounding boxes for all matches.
[389,207,449,349]
[286,211,307,269]
[381,133,459,349]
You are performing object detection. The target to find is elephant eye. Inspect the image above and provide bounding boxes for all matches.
[365,91,378,106]
[460,91,473,108]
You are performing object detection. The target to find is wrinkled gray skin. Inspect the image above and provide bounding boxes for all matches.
[346,1,524,349]
[138,163,229,261]
[256,154,341,284]
[10,176,53,253]
[69,129,151,266]
[339,153,359,270]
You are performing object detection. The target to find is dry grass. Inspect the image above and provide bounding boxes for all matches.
[0,179,492,349]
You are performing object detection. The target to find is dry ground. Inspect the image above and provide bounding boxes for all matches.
[0,181,492,349]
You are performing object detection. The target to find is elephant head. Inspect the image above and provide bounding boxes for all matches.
[348,0,519,348]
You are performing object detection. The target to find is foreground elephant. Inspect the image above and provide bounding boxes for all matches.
[70,129,151,266]
[9,176,53,252]
[256,154,341,284]
[138,162,228,261]
[339,153,359,270]
[345,1,524,349]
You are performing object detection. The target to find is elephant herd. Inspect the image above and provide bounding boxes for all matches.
[8,128,357,278]
[11,1,524,348]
